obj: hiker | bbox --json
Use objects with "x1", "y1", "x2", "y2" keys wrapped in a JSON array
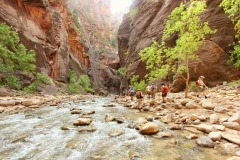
[
  {"x1": 136, "y1": 89, "x2": 143, "y2": 111},
  {"x1": 151, "y1": 83, "x2": 157, "y2": 99},
  {"x1": 161, "y1": 84, "x2": 168, "y2": 103},
  {"x1": 197, "y1": 76, "x2": 208, "y2": 98},
  {"x1": 146, "y1": 85, "x2": 151, "y2": 99},
  {"x1": 129, "y1": 86, "x2": 135, "y2": 101}
]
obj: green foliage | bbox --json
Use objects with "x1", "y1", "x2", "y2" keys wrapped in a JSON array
[
  {"x1": 228, "y1": 80, "x2": 240, "y2": 87},
  {"x1": 5, "y1": 75, "x2": 21, "y2": 90},
  {"x1": 118, "y1": 67, "x2": 127, "y2": 76},
  {"x1": 130, "y1": 75, "x2": 147, "y2": 91},
  {"x1": 67, "y1": 70, "x2": 94, "y2": 94},
  {"x1": 129, "y1": 8, "x2": 138, "y2": 25},
  {"x1": 189, "y1": 81, "x2": 197, "y2": 92},
  {"x1": 23, "y1": 73, "x2": 51, "y2": 93},
  {"x1": 67, "y1": 70, "x2": 81, "y2": 94},
  {"x1": 80, "y1": 74, "x2": 94, "y2": 93},
  {"x1": 220, "y1": 0, "x2": 240, "y2": 68},
  {"x1": 42, "y1": 0, "x2": 47, "y2": 6},
  {"x1": 0, "y1": 23, "x2": 36, "y2": 75},
  {"x1": 139, "y1": 1, "x2": 216, "y2": 97}
]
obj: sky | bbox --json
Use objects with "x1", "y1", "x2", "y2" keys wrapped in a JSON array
[{"x1": 110, "y1": 0, "x2": 133, "y2": 14}]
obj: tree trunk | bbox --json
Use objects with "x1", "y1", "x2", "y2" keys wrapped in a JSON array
[{"x1": 185, "y1": 54, "x2": 189, "y2": 98}]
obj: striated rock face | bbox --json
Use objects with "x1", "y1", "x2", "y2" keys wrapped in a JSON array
[
  {"x1": 118, "y1": 0, "x2": 239, "y2": 91},
  {"x1": 0, "y1": 0, "x2": 120, "y2": 92}
]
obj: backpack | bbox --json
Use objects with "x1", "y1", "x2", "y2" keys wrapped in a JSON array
[
  {"x1": 163, "y1": 86, "x2": 168, "y2": 94},
  {"x1": 130, "y1": 87, "x2": 134, "y2": 93},
  {"x1": 136, "y1": 91, "x2": 142, "y2": 99},
  {"x1": 195, "y1": 81, "x2": 199, "y2": 87},
  {"x1": 151, "y1": 84, "x2": 155, "y2": 91}
]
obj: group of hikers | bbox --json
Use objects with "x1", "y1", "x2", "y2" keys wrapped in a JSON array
[
  {"x1": 123, "y1": 75, "x2": 208, "y2": 111},
  {"x1": 128, "y1": 83, "x2": 169, "y2": 111}
]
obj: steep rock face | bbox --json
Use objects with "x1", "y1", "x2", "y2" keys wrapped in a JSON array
[
  {"x1": 118, "y1": 0, "x2": 239, "y2": 92},
  {"x1": 0, "y1": 0, "x2": 119, "y2": 92}
]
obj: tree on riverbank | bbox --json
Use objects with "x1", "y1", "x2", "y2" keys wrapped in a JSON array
[{"x1": 139, "y1": 1, "x2": 216, "y2": 98}]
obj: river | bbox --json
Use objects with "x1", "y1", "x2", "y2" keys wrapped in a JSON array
[{"x1": 0, "y1": 97, "x2": 228, "y2": 160}]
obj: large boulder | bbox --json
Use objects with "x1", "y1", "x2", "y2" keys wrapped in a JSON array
[
  {"x1": 197, "y1": 136, "x2": 214, "y2": 148},
  {"x1": 139, "y1": 122, "x2": 159, "y2": 134}
]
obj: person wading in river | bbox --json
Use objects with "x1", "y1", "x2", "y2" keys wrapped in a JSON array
[{"x1": 136, "y1": 89, "x2": 143, "y2": 111}]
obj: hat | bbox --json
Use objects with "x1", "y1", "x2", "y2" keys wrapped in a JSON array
[
  {"x1": 138, "y1": 89, "x2": 140, "y2": 91},
  {"x1": 200, "y1": 76, "x2": 205, "y2": 78}
]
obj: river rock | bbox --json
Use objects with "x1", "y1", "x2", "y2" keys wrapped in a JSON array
[
  {"x1": 226, "y1": 156, "x2": 240, "y2": 160},
  {"x1": 185, "y1": 101, "x2": 198, "y2": 109},
  {"x1": 214, "y1": 106, "x2": 228, "y2": 113},
  {"x1": 180, "y1": 99, "x2": 190, "y2": 106},
  {"x1": 155, "y1": 132, "x2": 172, "y2": 138},
  {"x1": 105, "y1": 115, "x2": 115, "y2": 122},
  {"x1": 222, "y1": 132, "x2": 240, "y2": 145},
  {"x1": 83, "y1": 110, "x2": 95, "y2": 115},
  {"x1": 189, "y1": 114, "x2": 198, "y2": 121},
  {"x1": 139, "y1": 122, "x2": 159, "y2": 134},
  {"x1": 108, "y1": 128, "x2": 124, "y2": 137},
  {"x1": 228, "y1": 111, "x2": 240, "y2": 124},
  {"x1": 197, "y1": 136, "x2": 214, "y2": 148},
  {"x1": 210, "y1": 114, "x2": 219, "y2": 124},
  {"x1": 0, "y1": 100, "x2": 16, "y2": 107},
  {"x1": 222, "y1": 143, "x2": 240, "y2": 154},
  {"x1": 146, "y1": 116, "x2": 153, "y2": 122},
  {"x1": 193, "y1": 119, "x2": 201, "y2": 125},
  {"x1": 172, "y1": 103, "x2": 182, "y2": 109},
  {"x1": 223, "y1": 122, "x2": 240, "y2": 131},
  {"x1": 78, "y1": 126, "x2": 96, "y2": 133},
  {"x1": 213, "y1": 125, "x2": 225, "y2": 131},
  {"x1": 186, "y1": 134, "x2": 198, "y2": 140},
  {"x1": 169, "y1": 124, "x2": 182, "y2": 130},
  {"x1": 0, "y1": 107, "x2": 5, "y2": 113},
  {"x1": 201, "y1": 100, "x2": 215, "y2": 110},
  {"x1": 208, "y1": 132, "x2": 222, "y2": 141},
  {"x1": 198, "y1": 115, "x2": 207, "y2": 121},
  {"x1": 71, "y1": 109, "x2": 81, "y2": 114},
  {"x1": 73, "y1": 118, "x2": 92, "y2": 126},
  {"x1": 110, "y1": 117, "x2": 122, "y2": 124},
  {"x1": 136, "y1": 117, "x2": 147, "y2": 125},
  {"x1": 193, "y1": 124, "x2": 217, "y2": 133},
  {"x1": 22, "y1": 99, "x2": 42, "y2": 107},
  {"x1": 236, "y1": 150, "x2": 240, "y2": 156}
]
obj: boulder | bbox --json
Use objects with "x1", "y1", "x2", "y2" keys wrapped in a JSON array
[
  {"x1": 210, "y1": 114, "x2": 219, "y2": 124},
  {"x1": 201, "y1": 100, "x2": 215, "y2": 110},
  {"x1": 228, "y1": 111, "x2": 240, "y2": 124},
  {"x1": 73, "y1": 118, "x2": 92, "y2": 126},
  {"x1": 185, "y1": 101, "x2": 198, "y2": 109},
  {"x1": 223, "y1": 122, "x2": 240, "y2": 131},
  {"x1": 139, "y1": 122, "x2": 159, "y2": 134},
  {"x1": 105, "y1": 115, "x2": 115, "y2": 122},
  {"x1": 0, "y1": 100, "x2": 16, "y2": 107},
  {"x1": 193, "y1": 124, "x2": 217, "y2": 133},
  {"x1": 197, "y1": 136, "x2": 214, "y2": 148},
  {"x1": 222, "y1": 132, "x2": 240, "y2": 145},
  {"x1": 208, "y1": 132, "x2": 222, "y2": 141}
]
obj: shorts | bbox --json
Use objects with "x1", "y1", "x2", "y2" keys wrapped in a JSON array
[
  {"x1": 130, "y1": 92, "x2": 134, "y2": 96},
  {"x1": 197, "y1": 86, "x2": 205, "y2": 92},
  {"x1": 162, "y1": 92, "x2": 167, "y2": 97}
]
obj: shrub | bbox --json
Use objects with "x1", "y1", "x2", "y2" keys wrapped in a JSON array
[
  {"x1": 23, "y1": 73, "x2": 51, "y2": 93},
  {"x1": 5, "y1": 75, "x2": 21, "y2": 90},
  {"x1": 130, "y1": 75, "x2": 147, "y2": 92},
  {"x1": 80, "y1": 74, "x2": 94, "y2": 93}
]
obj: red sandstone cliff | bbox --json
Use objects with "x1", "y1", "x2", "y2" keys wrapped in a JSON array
[
  {"x1": 118, "y1": 0, "x2": 239, "y2": 92},
  {"x1": 0, "y1": 0, "x2": 119, "y2": 92}
]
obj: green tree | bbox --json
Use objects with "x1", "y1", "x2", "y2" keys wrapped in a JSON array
[
  {"x1": 220, "y1": 0, "x2": 240, "y2": 68},
  {"x1": 79, "y1": 74, "x2": 94, "y2": 93},
  {"x1": 130, "y1": 75, "x2": 147, "y2": 92},
  {"x1": 0, "y1": 23, "x2": 36, "y2": 89},
  {"x1": 140, "y1": 1, "x2": 216, "y2": 97}
]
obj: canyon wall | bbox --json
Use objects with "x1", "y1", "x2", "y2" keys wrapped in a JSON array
[
  {"x1": 0, "y1": 0, "x2": 120, "y2": 93},
  {"x1": 118, "y1": 0, "x2": 239, "y2": 92}
]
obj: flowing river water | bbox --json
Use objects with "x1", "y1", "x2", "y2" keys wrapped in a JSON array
[{"x1": 0, "y1": 97, "x2": 228, "y2": 160}]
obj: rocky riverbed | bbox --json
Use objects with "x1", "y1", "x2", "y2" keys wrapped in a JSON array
[
  {"x1": 0, "y1": 83, "x2": 240, "y2": 160},
  {"x1": 114, "y1": 83, "x2": 240, "y2": 160}
]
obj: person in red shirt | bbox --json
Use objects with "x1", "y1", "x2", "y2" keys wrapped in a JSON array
[{"x1": 161, "y1": 84, "x2": 168, "y2": 103}]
